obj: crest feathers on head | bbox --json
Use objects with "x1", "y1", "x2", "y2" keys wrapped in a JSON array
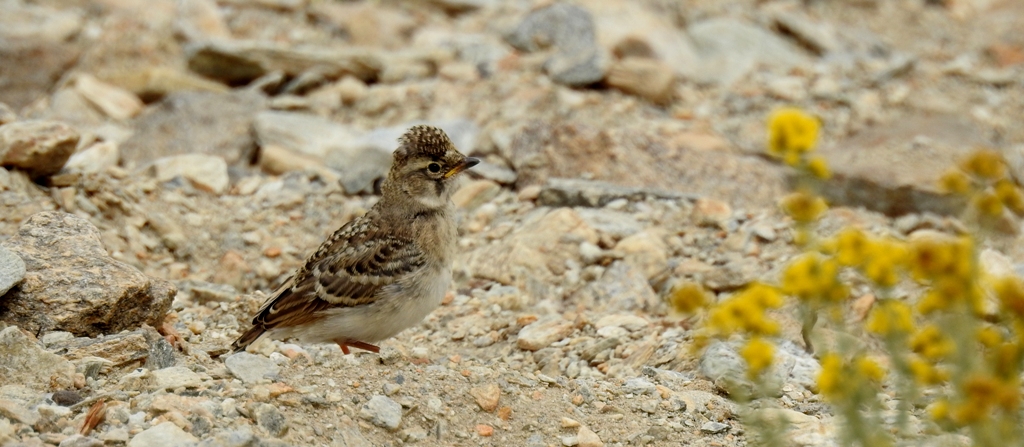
[{"x1": 396, "y1": 125, "x2": 453, "y2": 161}]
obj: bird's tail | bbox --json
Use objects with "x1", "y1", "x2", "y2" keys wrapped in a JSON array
[{"x1": 230, "y1": 326, "x2": 265, "y2": 353}]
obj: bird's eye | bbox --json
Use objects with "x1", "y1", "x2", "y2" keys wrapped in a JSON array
[{"x1": 427, "y1": 163, "x2": 442, "y2": 173}]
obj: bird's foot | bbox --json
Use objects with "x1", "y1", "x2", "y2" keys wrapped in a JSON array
[{"x1": 334, "y1": 339, "x2": 380, "y2": 355}]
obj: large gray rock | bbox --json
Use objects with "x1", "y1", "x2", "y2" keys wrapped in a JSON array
[
  {"x1": 186, "y1": 39, "x2": 382, "y2": 84},
  {"x1": 0, "y1": 2, "x2": 84, "y2": 109},
  {"x1": 505, "y1": 2, "x2": 607, "y2": 86},
  {"x1": 0, "y1": 245, "x2": 25, "y2": 297},
  {"x1": 128, "y1": 421, "x2": 198, "y2": 447},
  {"x1": 0, "y1": 212, "x2": 176, "y2": 337},
  {"x1": 684, "y1": 18, "x2": 810, "y2": 85},
  {"x1": 0, "y1": 120, "x2": 81, "y2": 178},
  {"x1": 819, "y1": 113, "x2": 986, "y2": 216},
  {"x1": 120, "y1": 90, "x2": 266, "y2": 168},
  {"x1": 0, "y1": 326, "x2": 77, "y2": 390}
]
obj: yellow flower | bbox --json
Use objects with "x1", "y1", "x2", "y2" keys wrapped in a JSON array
[
  {"x1": 929, "y1": 399, "x2": 951, "y2": 421},
  {"x1": 995, "y1": 179, "x2": 1024, "y2": 215},
  {"x1": 938, "y1": 168, "x2": 972, "y2": 195},
  {"x1": 780, "y1": 191, "x2": 828, "y2": 223},
  {"x1": 857, "y1": 357, "x2": 886, "y2": 383},
  {"x1": 909, "y1": 357, "x2": 948, "y2": 385},
  {"x1": 861, "y1": 238, "x2": 907, "y2": 288},
  {"x1": 817, "y1": 353, "x2": 843, "y2": 398},
  {"x1": 741, "y1": 337, "x2": 774, "y2": 378},
  {"x1": 909, "y1": 235, "x2": 974, "y2": 282},
  {"x1": 744, "y1": 282, "x2": 784, "y2": 309},
  {"x1": 667, "y1": 282, "x2": 710, "y2": 316},
  {"x1": 806, "y1": 156, "x2": 831, "y2": 179},
  {"x1": 952, "y1": 374, "x2": 1019, "y2": 425},
  {"x1": 993, "y1": 276, "x2": 1024, "y2": 320},
  {"x1": 960, "y1": 149, "x2": 1006, "y2": 181},
  {"x1": 707, "y1": 283, "x2": 782, "y2": 337},
  {"x1": 781, "y1": 253, "x2": 846, "y2": 303},
  {"x1": 834, "y1": 227, "x2": 870, "y2": 266},
  {"x1": 911, "y1": 324, "x2": 955, "y2": 360},
  {"x1": 866, "y1": 300, "x2": 914, "y2": 336},
  {"x1": 977, "y1": 325, "x2": 1003, "y2": 348},
  {"x1": 768, "y1": 107, "x2": 820, "y2": 157},
  {"x1": 973, "y1": 190, "x2": 1004, "y2": 217}
]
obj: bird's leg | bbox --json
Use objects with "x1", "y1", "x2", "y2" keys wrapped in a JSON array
[{"x1": 334, "y1": 339, "x2": 381, "y2": 355}]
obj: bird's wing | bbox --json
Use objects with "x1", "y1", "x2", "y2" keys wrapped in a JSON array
[{"x1": 251, "y1": 217, "x2": 426, "y2": 329}]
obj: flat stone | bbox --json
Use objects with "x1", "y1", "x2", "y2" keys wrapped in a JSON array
[
  {"x1": 0, "y1": 212, "x2": 176, "y2": 337},
  {"x1": 605, "y1": 57, "x2": 675, "y2": 104},
  {"x1": 818, "y1": 113, "x2": 986, "y2": 216},
  {"x1": 53, "y1": 329, "x2": 151, "y2": 367},
  {"x1": 0, "y1": 398, "x2": 39, "y2": 425},
  {"x1": 577, "y1": 426, "x2": 604, "y2": 447},
  {"x1": 594, "y1": 315, "x2": 650, "y2": 332},
  {"x1": 571, "y1": 261, "x2": 660, "y2": 313},
  {"x1": 507, "y1": 123, "x2": 787, "y2": 209},
  {"x1": 152, "y1": 366, "x2": 203, "y2": 390},
  {"x1": 153, "y1": 154, "x2": 230, "y2": 194},
  {"x1": 701, "y1": 421, "x2": 730, "y2": 434},
  {"x1": 359, "y1": 395, "x2": 402, "y2": 430},
  {"x1": 469, "y1": 383, "x2": 500, "y2": 412},
  {"x1": 61, "y1": 141, "x2": 120, "y2": 175},
  {"x1": 0, "y1": 245, "x2": 25, "y2": 297},
  {"x1": 120, "y1": 90, "x2": 265, "y2": 168},
  {"x1": 685, "y1": 18, "x2": 809, "y2": 86},
  {"x1": 505, "y1": 2, "x2": 607, "y2": 86},
  {"x1": 186, "y1": 39, "x2": 382, "y2": 84},
  {"x1": 224, "y1": 352, "x2": 280, "y2": 383},
  {"x1": 538, "y1": 178, "x2": 686, "y2": 208},
  {"x1": 254, "y1": 403, "x2": 288, "y2": 437},
  {"x1": 0, "y1": 326, "x2": 76, "y2": 390},
  {"x1": 0, "y1": 120, "x2": 80, "y2": 178},
  {"x1": 622, "y1": 377, "x2": 656, "y2": 395},
  {"x1": 0, "y1": 3, "x2": 84, "y2": 109},
  {"x1": 517, "y1": 316, "x2": 574, "y2": 351},
  {"x1": 128, "y1": 421, "x2": 198, "y2": 447},
  {"x1": 73, "y1": 74, "x2": 144, "y2": 120}
]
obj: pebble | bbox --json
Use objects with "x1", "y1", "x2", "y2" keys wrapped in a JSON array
[
  {"x1": 224, "y1": 353, "x2": 281, "y2": 384},
  {"x1": 0, "y1": 399, "x2": 39, "y2": 425},
  {"x1": 359, "y1": 395, "x2": 402, "y2": 430},
  {"x1": 151, "y1": 366, "x2": 203, "y2": 390},
  {"x1": 0, "y1": 120, "x2": 80, "y2": 178},
  {"x1": 254, "y1": 403, "x2": 288, "y2": 437},
  {"x1": 153, "y1": 154, "x2": 230, "y2": 194},
  {"x1": 701, "y1": 421, "x2": 730, "y2": 434},
  {"x1": 594, "y1": 314, "x2": 650, "y2": 332},
  {"x1": 469, "y1": 383, "x2": 500, "y2": 412},
  {"x1": 577, "y1": 426, "x2": 604, "y2": 447},
  {"x1": 58, "y1": 435, "x2": 104, "y2": 447},
  {"x1": 517, "y1": 316, "x2": 574, "y2": 351},
  {"x1": 127, "y1": 421, "x2": 198, "y2": 447},
  {"x1": 0, "y1": 244, "x2": 25, "y2": 297},
  {"x1": 622, "y1": 377, "x2": 656, "y2": 395}
]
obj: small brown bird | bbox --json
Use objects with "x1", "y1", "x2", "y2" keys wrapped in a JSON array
[{"x1": 231, "y1": 125, "x2": 478, "y2": 354}]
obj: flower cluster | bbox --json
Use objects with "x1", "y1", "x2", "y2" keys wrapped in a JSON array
[
  {"x1": 940, "y1": 149, "x2": 1024, "y2": 219},
  {"x1": 696, "y1": 110, "x2": 1024, "y2": 445},
  {"x1": 767, "y1": 107, "x2": 829, "y2": 179}
]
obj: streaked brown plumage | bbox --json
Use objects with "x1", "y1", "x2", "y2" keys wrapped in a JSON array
[{"x1": 231, "y1": 125, "x2": 478, "y2": 354}]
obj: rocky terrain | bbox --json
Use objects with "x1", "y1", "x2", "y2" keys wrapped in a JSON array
[{"x1": 1, "y1": 0, "x2": 1023, "y2": 446}]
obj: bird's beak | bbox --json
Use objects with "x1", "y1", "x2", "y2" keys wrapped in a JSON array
[{"x1": 443, "y1": 157, "x2": 480, "y2": 179}]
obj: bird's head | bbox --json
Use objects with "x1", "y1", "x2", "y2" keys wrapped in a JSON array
[{"x1": 383, "y1": 125, "x2": 479, "y2": 210}]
